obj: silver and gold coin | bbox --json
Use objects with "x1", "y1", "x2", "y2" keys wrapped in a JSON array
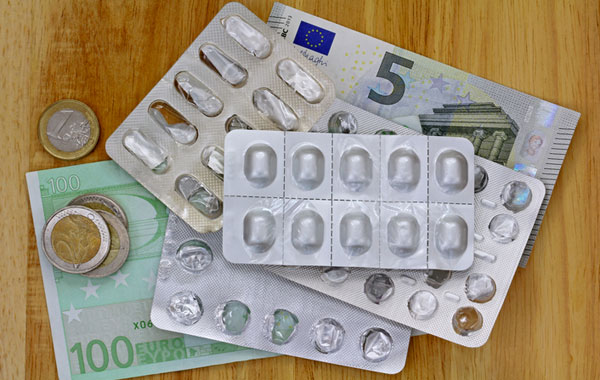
[
  {"x1": 68, "y1": 193, "x2": 128, "y2": 228},
  {"x1": 42, "y1": 206, "x2": 111, "y2": 274},
  {"x1": 38, "y1": 99, "x2": 100, "y2": 160},
  {"x1": 82, "y1": 210, "x2": 130, "y2": 278}
]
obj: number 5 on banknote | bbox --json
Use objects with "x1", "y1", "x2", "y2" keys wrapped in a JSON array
[{"x1": 368, "y1": 52, "x2": 414, "y2": 105}]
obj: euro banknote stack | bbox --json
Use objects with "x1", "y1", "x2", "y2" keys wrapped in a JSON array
[{"x1": 27, "y1": 3, "x2": 579, "y2": 379}]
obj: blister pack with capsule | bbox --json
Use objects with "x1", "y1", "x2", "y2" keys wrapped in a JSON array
[
  {"x1": 106, "y1": 2, "x2": 335, "y2": 232},
  {"x1": 150, "y1": 212, "x2": 411, "y2": 374},
  {"x1": 222, "y1": 130, "x2": 475, "y2": 270},
  {"x1": 265, "y1": 99, "x2": 545, "y2": 347}
]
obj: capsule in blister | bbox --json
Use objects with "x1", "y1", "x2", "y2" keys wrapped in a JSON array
[
  {"x1": 277, "y1": 59, "x2": 324, "y2": 103},
  {"x1": 122, "y1": 129, "x2": 170, "y2": 174},
  {"x1": 360, "y1": 328, "x2": 393, "y2": 362},
  {"x1": 225, "y1": 114, "x2": 253, "y2": 132},
  {"x1": 148, "y1": 101, "x2": 198, "y2": 145},
  {"x1": 387, "y1": 213, "x2": 420, "y2": 256},
  {"x1": 243, "y1": 207, "x2": 276, "y2": 254},
  {"x1": 252, "y1": 88, "x2": 299, "y2": 131},
  {"x1": 174, "y1": 71, "x2": 223, "y2": 117},
  {"x1": 435, "y1": 149, "x2": 468, "y2": 194},
  {"x1": 222, "y1": 15, "x2": 271, "y2": 58},
  {"x1": 264, "y1": 309, "x2": 299, "y2": 345},
  {"x1": 434, "y1": 214, "x2": 468, "y2": 258},
  {"x1": 291, "y1": 209, "x2": 324, "y2": 255},
  {"x1": 340, "y1": 211, "x2": 372, "y2": 256},
  {"x1": 175, "y1": 175, "x2": 222, "y2": 218},
  {"x1": 200, "y1": 44, "x2": 248, "y2": 86},
  {"x1": 292, "y1": 144, "x2": 325, "y2": 190},
  {"x1": 388, "y1": 147, "x2": 420, "y2": 192},
  {"x1": 201, "y1": 145, "x2": 224, "y2": 180},
  {"x1": 244, "y1": 143, "x2": 277, "y2": 188},
  {"x1": 340, "y1": 146, "x2": 373, "y2": 192}
]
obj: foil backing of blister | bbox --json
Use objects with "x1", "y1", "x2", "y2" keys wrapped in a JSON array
[
  {"x1": 151, "y1": 211, "x2": 411, "y2": 374},
  {"x1": 223, "y1": 130, "x2": 474, "y2": 270},
  {"x1": 106, "y1": 2, "x2": 335, "y2": 233},
  {"x1": 266, "y1": 99, "x2": 546, "y2": 347}
]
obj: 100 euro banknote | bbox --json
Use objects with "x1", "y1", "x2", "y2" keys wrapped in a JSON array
[
  {"x1": 26, "y1": 161, "x2": 275, "y2": 380},
  {"x1": 267, "y1": 3, "x2": 580, "y2": 265}
]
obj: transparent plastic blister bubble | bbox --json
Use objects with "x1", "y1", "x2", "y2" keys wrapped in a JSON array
[
  {"x1": 265, "y1": 99, "x2": 546, "y2": 347},
  {"x1": 105, "y1": 2, "x2": 335, "y2": 233},
  {"x1": 151, "y1": 212, "x2": 411, "y2": 374},
  {"x1": 223, "y1": 129, "x2": 474, "y2": 270}
]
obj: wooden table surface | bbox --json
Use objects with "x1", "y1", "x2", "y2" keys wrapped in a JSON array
[{"x1": 1, "y1": 0, "x2": 598, "y2": 379}]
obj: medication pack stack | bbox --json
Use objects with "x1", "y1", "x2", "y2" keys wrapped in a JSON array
[
  {"x1": 151, "y1": 212, "x2": 411, "y2": 374},
  {"x1": 222, "y1": 130, "x2": 475, "y2": 269},
  {"x1": 106, "y1": 2, "x2": 335, "y2": 233},
  {"x1": 266, "y1": 101, "x2": 546, "y2": 346}
]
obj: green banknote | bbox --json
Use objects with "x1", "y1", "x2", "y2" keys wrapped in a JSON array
[
  {"x1": 26, "y1": 161, "x2": 275, "y2": 380},
  {"x1": 267, "y1": 3, "x2": 580, "y2": 265}
]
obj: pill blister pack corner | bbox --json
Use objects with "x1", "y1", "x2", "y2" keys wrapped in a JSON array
[
  {"x1": 151, "y1": 212, "x2": 411, "y2": 374},
  {"x1": 106, "y1": 2, "x2": 335, "y2": 233},
  {"x1": 265, "y1": 99, "x2": 546, "y2": 347},
  {"x1": 222, "y1": 130, "x2": 474, "y2": 270}
]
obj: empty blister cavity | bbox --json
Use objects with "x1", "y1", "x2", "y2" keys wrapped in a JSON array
[
  {"x1": 243, "y1": 143, "x2": 277, "y2": 188},
  {"x1": 488, "y1": 214, "x2": 519, "y2": 243},
  {"x1": 174, "y1": 71, "x2": 223, "y2": 117},
  {"x1": 201, "y1": 145, "x2": 225, "y2": 180},
  {"x1": 148, "y1": 101, "x2": 198, "y2": 145},
  {"x1": 252, "y1": 88, "x2": 299, "y2": 131},
  {"x1": 435, "y1": 149, "x2": 468, "y2": 194},
  {"x1": 291, "y1": 144, "x2": 325, "y2": 190},
  {"x1": 501, "y1": 181, "x2": 532, "y2": 212},
  {"x1": 407, "y1": 291, "x2": 438, "y2": 320},
  {"x1": 310, "y1": 318, "x2": 345, "y2": 354},
  {"x1": 291, "y1": 209, "x2": 324, "y2": 255},
  {"x1": 243, "y1": 207, "x2": 276, "y2": 254},
  {"x1": 320, "y1": 267, "x2": 350, "y2": 284},
  {"x1": 167, "y1": 291, "x2": 203, "y2": 326},
  {"x1": 222, "y1": 15, "x2": 271, "y2": 58},
  {"x1": 452, "y1": 306, "x2": 483, "y2": 336},
  {"x1": 328, "y1": 111, "x2": 358, "y2": 134},
  {"x1": 157, "y1": 258, "x2": 174, "y2": 281},
  {"x1": 264, "y1": 309, "x2": 299, "y2": 345},
  {"x1": 277, "y1": 59, "x2": 324, "y2": 103},
  {"x1": 434, "y1": 215, "x2": 468, "y2": 258},
  {"x1": 387, "y1": 213, "x2": 420, "y2": 256},
  {"x1": 225, "y1": 114, "x2": 253, "y2": 132},
  {"x1": 425, "y1": 270, "x2": 453, "y2": 289},
  {"x1": 176, "y1": 239, "x2": 213, "y2": 272},
  {"x1": 364, "y1": 274, "x2": 395, "y2": 304},
  {"x1": 340, "y1": 211, "x2": 372, "y2": 256},
  {"x1": 215, "y1": 300, "x2": 251, "y2": 335},
  {"x1": 360, "y1": 328, "x2": 392, "y2": 362},
  {"x1": 474, "y1": 165, "x2": 488, "y2": 193},
  {"x1": 339, "y1": 147, "x2": 373, "y2": 192},
  {"x1": 465, "y1": 273, "x2": 496, "y2": 303},
  {"x1": 200, "y1": 44, "x2": 248, "y2": 86},
  {"x1": 122, "y1": 129, "x2": 169, "y2": 174},
  {"x1": 175, "y1": 175, "x2": 222, "y2": 218},
  {"x1": 388, "y1": 147, "x2": 420, "y2": 192}
]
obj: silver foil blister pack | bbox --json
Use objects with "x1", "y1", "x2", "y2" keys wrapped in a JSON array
[
  {"x1": 266, "y1": 100, "x2": 545, "y2": 347},
  {"x1": 223, "y1": 130, "x2": 474, "y2": 270},
  {"x1": 151, "y1": 212, "x2": 411, "y2": 374},
  {"x1": 106, "y1": 2, "x2": 335, "y2": 232}
]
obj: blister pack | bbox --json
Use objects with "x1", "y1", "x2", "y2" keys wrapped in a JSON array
[
  {"x1": 265, "y1": 100, "x2": 545, "y2": 347},
  {"x1": 151, "y1": 212, "x2": 411, "y2": 374},
  {"x1": 106, "y1": 2, "x2": 335, "y2": 233},
  {"x1": 222, "y1": 130, "x2": 474, "y2": 270}
]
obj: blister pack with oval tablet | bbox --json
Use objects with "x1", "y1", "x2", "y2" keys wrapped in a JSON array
[
  {"x1": 105, "y1": 2, "x2": 335, "y2": 233},
  {"x1": 222, "y1": 129, "x2": 474, "y2": 270},
  {"x1": 265, "y1": 99, "x2": 546, "y2": 347},
  {"x1": 150, "y1": 212, "x2": 411, "y2": 374}
]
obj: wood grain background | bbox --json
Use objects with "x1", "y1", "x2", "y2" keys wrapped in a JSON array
[{"x1": 1, "y1": 0, "x2": 598, "y2": 379}]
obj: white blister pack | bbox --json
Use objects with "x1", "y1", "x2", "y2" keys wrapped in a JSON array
[
  {"x1": 222, "y1": 130, "x2": 474, "y2": 270},
  {"x1": 151, "y1": 212, "x2": 411, "y2": 374},
  {"x1": 106, "y1": 2, "x2": 335, "y2": 233},
  {"x1": 266, "y1": 100, "x2": 546, "y2": 347}
]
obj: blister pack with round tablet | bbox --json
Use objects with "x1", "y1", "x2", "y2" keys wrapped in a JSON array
[
  {"x1": 328, "y1": 111, "x2": 358, "y2": 134},
  {"x1": 215, "y1": 300, "x2": 251, "y2": 335},
  {"x1": 501, "y1": 181, "x2": 532, "y2": 212}
]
